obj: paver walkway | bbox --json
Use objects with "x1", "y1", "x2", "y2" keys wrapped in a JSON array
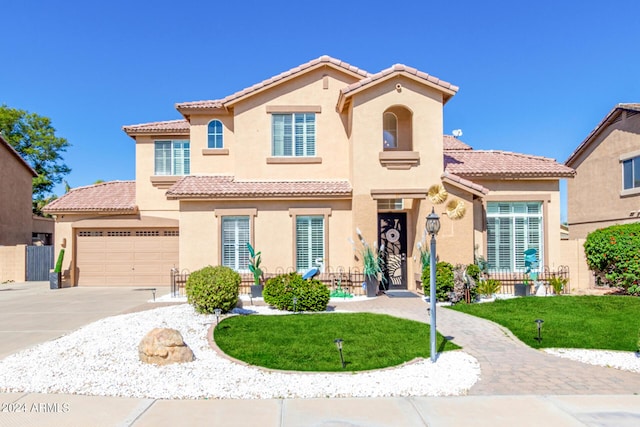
[{"x1": 332, "y1": 293, "x2": 640, "y2": 395}]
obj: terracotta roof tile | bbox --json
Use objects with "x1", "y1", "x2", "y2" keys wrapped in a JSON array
[
  {"x1": 176, "y1": 55, "x2": 371, "y2": 111},
  {"x1": 441, "y1": 171, "x2": 489, "y2": 195},
  {"x1": 341, "y1": 63, "x2": 459, "y2": 97},
  {"x1": 166, "y1": 176, "x2": 352, "y2": 199},
  {"x1": 43, "y1": 181, "x2": 137, "y2": 213},
  {"x1": 445, "y1": 150, "x2": 575, "y2": 178},
  {"x1": 443, "y1": 135, "x2": 473, "y2": 150},
  {"x1": 565, "y1": 103, "x2": 640, "y2": 166},
  {"x1": 122, "y1": 119, "x2": 190, "y2": 136}
]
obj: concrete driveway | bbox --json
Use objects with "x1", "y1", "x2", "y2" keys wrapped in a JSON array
[{"x1": 0, "y1": 281, "x2": 169, "y2": 359}]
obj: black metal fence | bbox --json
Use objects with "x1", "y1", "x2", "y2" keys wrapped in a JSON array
[
  {"x1": 487, "y1": 265, "x2": 571, "y2": 295},
  {"x1": 171, "y1": 266, "x2": 370, "y2": 298}
]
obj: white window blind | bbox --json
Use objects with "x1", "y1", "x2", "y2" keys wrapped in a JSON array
[
  {"x1": 272, "y1": 113, "x2": 315, "y2": 156},
  {"x1": 154, "y1": 140, "x2": 190, "y2": 175},
  {"x1": 296, "y1": 216, "x2": 324, "y2": 272},
  {"x1": 222, "y1": 216, "x2": 250, "y2": 271},
  {"x1": 486, "y1": 202, "x2": 543, "y2": 272}
]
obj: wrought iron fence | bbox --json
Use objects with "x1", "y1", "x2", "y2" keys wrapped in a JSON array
[
  {"x1": 170, "y1": 266, "x2": 370, "y2": 298},
  {"x1": 486, "y1": 265, "x2": 570, "y2": 295}
]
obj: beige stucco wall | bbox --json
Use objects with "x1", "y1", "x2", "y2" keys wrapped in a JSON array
[
  {"x1": 557, "y1": 238, "x2": 593, "y2": 291},
  {"x1": 0, "y1": 143, "x2": 34, "y2": 246},
  {"x1": 568, "y1": 112, "x2": 640, "y2": 239},
  {"x1": 472, "y1": 179, "x2": 563, "y2": 268},
  {"x1": 0, "y1": 244, "x2": 26, "y2": 282}
]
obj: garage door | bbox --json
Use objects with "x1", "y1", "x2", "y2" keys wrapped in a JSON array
[{"x1": 76, "y1": 229, "x2": 179, "y2": 286}]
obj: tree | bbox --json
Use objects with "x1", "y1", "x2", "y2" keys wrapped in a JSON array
[{"x1": 0, "y1": 105, "x2": 71, "y2": 214}]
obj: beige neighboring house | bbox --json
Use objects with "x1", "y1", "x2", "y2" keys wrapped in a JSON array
[
  {"x1": 44, "y1": 56, "x2": 574, "y2": 289},
  {"x1": 565, "y1": 103, "x2": 640, "y2": 239},
  {"x1": 0, "y1": 134, "x2": 53, "y2": 246}
]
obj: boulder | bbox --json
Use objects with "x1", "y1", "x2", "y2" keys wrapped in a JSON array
[{"x1": 138, "y1": 328, "x2": 194, "y2": 365}]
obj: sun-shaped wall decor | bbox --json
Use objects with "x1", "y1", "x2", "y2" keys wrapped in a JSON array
[
  {"x1": 427, "y1": 184, "x2": 448, "y2": 204},
  {"x1": 446, "y1": 199, "x2": 466, "y2": 220}
]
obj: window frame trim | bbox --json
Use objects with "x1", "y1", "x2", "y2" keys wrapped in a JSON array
[
  {"x1": 215, "y1": 209, "x2": 257, "y2": 269},
  {"x1": 154, "y1": 139, "x2": 190, "y2": 176},
  {"x1": 207, "y1": 119, "x2": 224, "y2": 149},
  {"x1": 289, "y1": 208, "x2": 331, "y2": 272}
]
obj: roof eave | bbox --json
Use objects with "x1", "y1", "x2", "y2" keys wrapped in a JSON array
[{"x1": 166, "y1": 193, "x2": 352, "y2": 201}]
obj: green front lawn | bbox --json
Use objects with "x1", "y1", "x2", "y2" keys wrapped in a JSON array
[
  {"x1": 449, "y1": 296, "x2": 640, "y2": 350},
  {"x1": 214, "y1": 312, "x2": 459, "y2": 371}
]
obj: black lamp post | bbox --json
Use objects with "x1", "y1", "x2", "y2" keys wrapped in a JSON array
[
  {"x1": 334, "y1": 338, "x2": 346, "y2": 368},
  {"x1": 214, "y1": 308, "x2": 222, "y2": 325},
  {"x1": 535, "y1": 319, "x2": 544, "y2": 342},
  {"x1": 426, "y1": 207, "x2": 441, "y2": 362}
]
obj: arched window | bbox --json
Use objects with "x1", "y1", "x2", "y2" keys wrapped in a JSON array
[
  {"x1": 207, "y1": 120, "x2": 224, "y2": 149},
  {"x1": 383, "y1": 112, "x2": 398, "y2": 149}
]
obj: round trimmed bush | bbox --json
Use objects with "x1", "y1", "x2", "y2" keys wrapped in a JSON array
[
  {"x1": 263, "y1": 272, "x2": 330, "y2": 312},
  {"x1": 422, "y1": 261, "x2": 454, "y2": 301},
  {"x1": 584, "y1": 223, "x2": 640, "y2": 289},
  {"x1": 185, "y1": 265, "x2": 241, "y2": 314}
]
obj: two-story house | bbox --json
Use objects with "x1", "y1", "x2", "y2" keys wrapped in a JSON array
[
  {"x1": 566, "y1": 103, "x2": 640, "y2": 239},
  {"x1": 44, "y1": 56, "x2": 574, "y2": 289}
]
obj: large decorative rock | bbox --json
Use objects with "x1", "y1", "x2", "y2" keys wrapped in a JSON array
[{"x1": 138, "y1": 328, "x2": 194, "y2": 365}]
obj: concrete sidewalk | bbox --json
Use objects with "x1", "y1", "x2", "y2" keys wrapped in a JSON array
[{"x1": 1, "y1": 392, "x2": 639, "y2": 426}]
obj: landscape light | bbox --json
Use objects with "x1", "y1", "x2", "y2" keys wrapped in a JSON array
[
  {"x1": 334, "y1": 338, "x2": 346, "y2": 368},
  {"x1": 214, "y1": 308, "x2": 222, "y2": 325},
  {"x1": 535, "y1": 319, "x2": 544, "y2": 342}
]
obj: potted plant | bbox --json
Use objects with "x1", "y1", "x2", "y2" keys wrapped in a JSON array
[
  {"x1": 49, "y1": 248, "x2": 65, "y2": 290},
  {"x1": 514, "y1": 273, "x2": 531, "y2": 297},
  {"x1": 548, "y1": 276, "x2": 568, "y2": 295},
  {"x1": 350, "y1": 228, "x2": 385, "y2": 297},
  {"x1": 247, "y1": 243, "x2": 263, "y2": 298},
  {"x1": 477, "y1": 278, "x2": 501, "y2": 300}
]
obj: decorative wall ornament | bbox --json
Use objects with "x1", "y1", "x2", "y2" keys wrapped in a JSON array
[
  {"x1": 427, "y1": 184, "x2": 448, "y2": 204},
  {"x1": 446, "y1": 199, "x2": 466, "y2": 220}
]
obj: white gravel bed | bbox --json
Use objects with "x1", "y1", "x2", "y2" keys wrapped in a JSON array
[
  {"x1": 0, "y1": 305, "x2": 480, "y2": 399},
  {"x1": 544, "y1": 348, "x2": 640, "y2": 373}
]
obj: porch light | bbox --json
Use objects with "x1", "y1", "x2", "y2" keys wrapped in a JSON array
[
  {"x1": 334, "y1": 338, "x2": 346, "y2": 368},
  {"x1": 535, "y1": 319, "x2": 544, "y2": 342},
  {"x1": 426, "y1": 207, "x2": 440, "y2": 363},
  {"x1": 214, "y1": 308, "x2": 222, "y2": 325}
]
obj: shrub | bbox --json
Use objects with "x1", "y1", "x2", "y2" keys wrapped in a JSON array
[
  {"x1": 584, "y1": 223, "x2": 640, "y2": 289},
  {"x1": 477, "y1": 279, "x2": 501, "y2": 298},
  {"x1": 548, "y1": 276, "x2": 568, "y2": 295},
  {"x1": 185, "y1": 265, "x2": 240, "y2": 314},
  {"x1": 263, "y1": 272, "x2": 330, "y2": 312},
  {"x1": 465, "y1": 263, "x2": 481, "y2": 281},
  {"x1": 422, "y1": 262, "x2": 454, "y2": 302}
]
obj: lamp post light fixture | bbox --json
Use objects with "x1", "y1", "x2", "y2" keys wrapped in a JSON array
[
  {"x1": 426, "y1": 207, "x2": 441, "y2": 362},
  {"x1": 214, "y1": 308, "x2": 222, "y2": 325},
  {"x1": 334, "y1": 338, "x2": 346, "y2": 368},
  {"x1": 535, "y1": 319, "x2": 544, "y2": 342}
]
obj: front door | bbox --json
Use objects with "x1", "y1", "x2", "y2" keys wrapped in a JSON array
[{"x1": 378, "y1": 213, "x2": 407, "y2": 290}]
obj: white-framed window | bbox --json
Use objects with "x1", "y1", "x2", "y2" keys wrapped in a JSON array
[
  {"x1": 296, "y1": 216, "x2": 324, "y2": 272},
  {"x1": 207, "y1": 120, "x2": 224, "y2": 149},
  {"x1": 383, "y1": 112, "x2": 398, "y2": 149},
  {"x1": 272, "y1": 113, "x2": 315, "y2": 156},
  {"x1": 221, "y1": 216, "x2": 250, "y2": 271},
  {"x1": 154, "y1": 140, "x2": 190, "y2": 175},
  {"x1": 623, "y1": 156, "x2": 640, "y2": 190},
  {"x1": 486, "y1": 202, "x2": 543, "y2": 272}
]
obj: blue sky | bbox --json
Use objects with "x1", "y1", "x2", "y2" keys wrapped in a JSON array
[{"x1": 3, "y1": 1, "x2": 639, "y2": 222}]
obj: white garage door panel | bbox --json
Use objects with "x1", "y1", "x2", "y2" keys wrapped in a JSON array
[{"x1": 76, "y1": 229, "x2": 179, "y2": 287}]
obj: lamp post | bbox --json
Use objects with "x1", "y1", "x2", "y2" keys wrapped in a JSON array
[
  {"x1": 334, "y1": 338, "x2": 346, "y2": 368},
  {"x1": 426, "y1": 207, "x2": 441, "y2": 362}
]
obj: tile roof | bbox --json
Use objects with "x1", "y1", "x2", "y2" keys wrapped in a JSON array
[
  {"x1": 43, "y1": 181, "x2": 137, "y2": 213},
  {"x1": 0, "y1": 134, "x2": 37, "y2": 177},
  {"x1": 443, "y1": 135, "x2": 473, "y2": 150},
  {"x1": 445, "y1": 150, "x2": 575, "y2": 178},
  {"x1": 166, "y1": 176, "x2": 352, "y2": 199},
  {"x1": 340, "y1": 63, "x2": 459, "y2": 99},
  {"x1": 441, "y1": 171, "x2": 489, "y2": 195},
  {"x1": 122, "y1": 119, "x2": 190, "y2": 136},
  {"x1": 565, "y1": 103, "x2": 640, "y2": 167},
  {"x1": 176, "y1": 56, "x2": 371, "y2": 112}
]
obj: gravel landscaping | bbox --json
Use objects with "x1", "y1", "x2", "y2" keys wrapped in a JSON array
[
  {"x1": 0, "y1": 304, "x2": 480, "y2": 399},
  {"x1": 544, "y1": 348, "x2": 640, "y2": 373}
]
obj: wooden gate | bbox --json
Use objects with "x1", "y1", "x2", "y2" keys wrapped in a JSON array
[{"x1": 26, "y1": 245, "x2": 54, "y2": 281}]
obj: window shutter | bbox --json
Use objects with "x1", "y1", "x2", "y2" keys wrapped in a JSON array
[
  {"x1": 296, "y1": 216, "x2": 324, "y2": 271},
  {"x1": 222, "y1": 217, "x2": 250, "y2": 271}
]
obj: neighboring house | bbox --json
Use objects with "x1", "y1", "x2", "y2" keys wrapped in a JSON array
[
  {"x1": 565, "y1": 104, "x2": 640, "y2": 239},
  {"x1": 0, "y1": 134, "x2": 37, "y2": 245},
  {"x1": 44, "y1": 56, "x2": 574, "y2": 288}
]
